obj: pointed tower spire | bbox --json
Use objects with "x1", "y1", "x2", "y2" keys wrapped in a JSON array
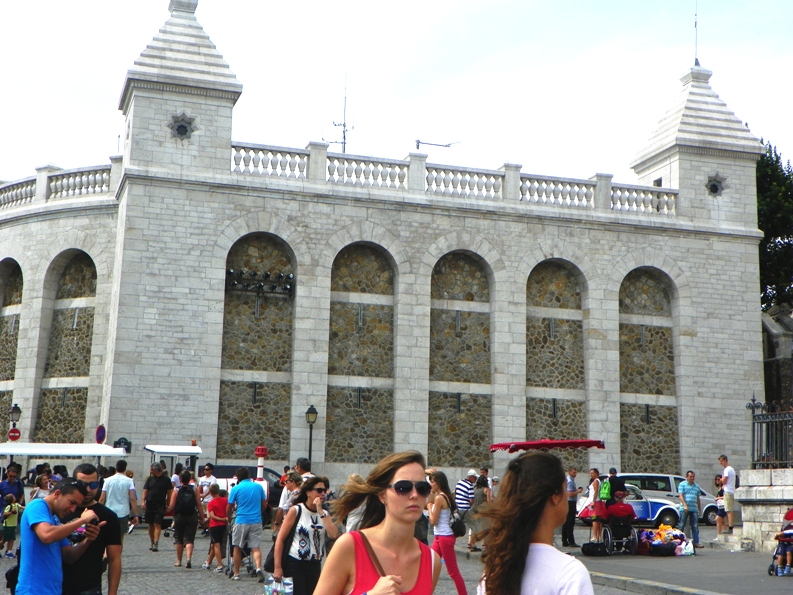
[
  {"x1": 118, "y1": 1, "x2": 242, "y2": 175},
  {"x1": 630, "y1": 64, "x2": 763, "y2": 228}
]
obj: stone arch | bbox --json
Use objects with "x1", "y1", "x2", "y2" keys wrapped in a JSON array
[
  {"x1": 42, "y1": 248, "x2": 100, "y2": 302},
  {"x1": 324, "y1": 221, "x2": 409, "y2": 278},
  {"x1": 0, "y1": 258, "x2": 23, "y2": 384},
  {"x1": 0, "y1": 258, "x2": 23, "y2": 307},
  {"x1": 607, "y1": 247, "x2": 690, "y2": 314},
  {"x1": 526, "y1": 259, "x2": 585, "y2": 309},
  {"x1": 517, "y1": 239, "x2": 593, "y2": 307},
  {"x1": 330, "y1": 243, "x2": 396, "y2": 295},
  {"x1": 420, "y1": 230, "x2": 506, "y2": 293},
  {"x1": 214, "y1": 212, "x2": 309, "y2": 272}
]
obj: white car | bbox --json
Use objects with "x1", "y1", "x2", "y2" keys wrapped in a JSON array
[{"x1": 619, "y1": 473, "x2": 721, "y2": 525}]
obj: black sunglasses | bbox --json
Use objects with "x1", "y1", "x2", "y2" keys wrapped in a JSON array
[
  {"x1": 388, "y1": 480, "x2": 431, "y2": 497},
  {"x1": 311, "y1": 487, "x2": 327, "y2": 494}
]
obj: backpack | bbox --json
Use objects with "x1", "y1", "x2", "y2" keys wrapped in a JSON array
[
  {"x1": 598, "y1": 478, "x2": 611, "y2": 501},
  {"x1": 175, "y1": 485, "x2": 196, "y2": 515},
  {"x1": 735, "y1": 475, "x2": 740, "y2": 488}
]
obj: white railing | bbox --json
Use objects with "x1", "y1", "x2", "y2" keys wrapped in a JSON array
[
  {"x1": 611, "y1": 184, "x2": 677, "y2": 216},
  {"x1": 327, "y1": 153, "x2": 408, "y2": 189},
  {"x1": 49, "y1": 166, "x2": 111, "y2": 199},
  {"x1": 425, "y1": 165, "x2": 503, "y2": 199},
  {"x1": 231, "y1": 144, "x2": 308, "y2": 178},
  {"x1": 0, "y1": 178, "x2": 36, "y2": 209},
  {"x1": 519, "y1": 175, "x2": 594, "y2": 208}
]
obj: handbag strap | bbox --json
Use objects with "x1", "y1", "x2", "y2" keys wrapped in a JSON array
[{"x1": 358, "y1": 531, "x2": 385, "y2": 577}]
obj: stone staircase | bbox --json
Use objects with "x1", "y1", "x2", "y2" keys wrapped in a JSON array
[{"x1": 708, "y1": 527, "x2": 755, "y2": 551}]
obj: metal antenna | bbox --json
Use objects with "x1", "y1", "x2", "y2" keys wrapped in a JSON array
[
  {"x1": 415, "y1": 140, "x2": 460, "y2": 150},
  {"x1": 323, "y1": 75, "x2": 353, "y2": 153},
  {"x1": 694, "y1": 0, "x2": 699, "y2": 66}
]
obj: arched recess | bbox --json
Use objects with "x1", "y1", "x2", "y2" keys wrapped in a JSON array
[
  {"x1": 525, "y1": 259, "x2": 588, "y2": 473},
  {"x1": 217, "y1": 233, "x2": 295, "y2": 460},
  {"x1": 427, "y1": 249, "x2": 493, "y2": 467},
  {"x1": 0, "y1": 259, "x2": 23, "y2": 429},
  {"x1": 617, "y1": 266, "x2": 680, "y2": 474},
  {"x1": 36, "y1": 250, "x2": 97, "y2": 443},
  {"x1": 325, "y1": 242, "x2": 396, "y2": 464}
]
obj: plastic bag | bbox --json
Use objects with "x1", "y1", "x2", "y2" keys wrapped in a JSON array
[
  {"x1": 264, "y1": 577, "x2": 293, "y2": 594},
  {"x1": 681, "y1": 541, "x2": 694, "y2": 556}
]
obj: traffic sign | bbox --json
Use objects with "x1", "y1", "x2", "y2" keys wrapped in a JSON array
[
  {"x1": 7, "y1": 428, "x2": 20, "y2": 441},
  {"x1": 95, "y1": 424, "x2": 106, "y2": 444}
]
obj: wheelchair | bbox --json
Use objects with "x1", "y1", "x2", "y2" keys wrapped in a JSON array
[{"x1": 602, "y1": 515, "x2": 639, "y2": 555}]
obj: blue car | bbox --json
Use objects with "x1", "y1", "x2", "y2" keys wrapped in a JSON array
[{"x1": 577, "y1": 484, "x2": 679, "y2": 528}]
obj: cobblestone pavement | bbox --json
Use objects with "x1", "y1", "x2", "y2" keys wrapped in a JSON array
[{"x1": 0, "y1": 526, "x2": 633, "y2": 594}]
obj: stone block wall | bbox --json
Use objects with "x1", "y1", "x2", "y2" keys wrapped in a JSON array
[
  {"x1": 2, "y1": 265, "x2": 22, "y2": 306},
  {"x1": 33, "y1": 387, "x2": 88, "y2": 443},
  {"x1": 56, "y1": 253, "x2": 97, "y2": 299},
  {"x1": 43, "y1": 308, "x2": 95, "y2": 378},
  {"x1": 216, "y1": 380, "x2": 291, "y2": 460},
  {"x1": 328, "y1": 304, "x2": 393, "y2": 377},
  {"x1": 619, "y1": 324, "x2": 675, "y2": 395},
  {"x1": 526, "y1": 318, "x2": 584, "y2": 389},
  {"x1": 431, "y1": 253, "x2": 489, "y2": 302},
  {"x1": 0, "y1": 391, "x2": 12, "y2": 430},
  {"x1": 428, "y1": 391, "x2": 492, "y2": 468},
  {"x1": 738, "y1": 469, "x2": 793, "y2": 553},
  {"x1": 619, "y1": 403, "x2": 680, "y2": 473},
  {"x1": 325, "y1": 387, "x2": 394, "y2": 463},
  {"x1": 221, "y1": 294, "x2": 292, "y2": 371},
  {"x1": 429, "y1": 310, "x2": 490, "y2": 383},
  {"x1": 527, "y1": 262, "x2": 582, "y2": 309},
  {"x1": 330, "y1": 245, "x2": 394, "y2": 295},
  {"x1": 527, "y1": 397, "x2": 588, "y2": 473},
  {"x1": 618, "y1": 268, "x2": 672, "y2": 316},
  {"x1": 0, "y1": 316, "x2": 18, "y2": 381}
]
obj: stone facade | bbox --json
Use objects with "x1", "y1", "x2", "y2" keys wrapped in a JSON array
[
  {"x1": 0, "y1": 3, "x2": 766, "y2": 490},
  {"x1": 325, "y1": 387, "x2": 394, "y2": 463},
  {"x1": 428, "y1": 392, "x2": 492, "y2": 468},
  {"x1": 0, "y1": 391, "x2": 12, "y2": 430},
  {"x1": 619, "y1": 403, "x2": 680, "y2": 473},
  {"x1": 33, "y1": 387, "x2": 88, "y2": 443},
  {"x1": 216, "y1": 381, "x2": 291, "y2": 460},
  {"x1": 619, "y1": 324, "x2": 675, "y2": 395},
  {"x1": 2, "y1": 264, "x2": 22, "y2": 306},
  {"x1": 527, "y1": 397, "x2": 588, "y2": 473}
]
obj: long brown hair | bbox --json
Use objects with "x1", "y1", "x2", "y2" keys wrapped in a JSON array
[
  {"x1": 332, "y1": 451, "x2": 427, "y2": 529},
  {"x1": 478, "y1": 452, "x2": 565, "y2": 595}
]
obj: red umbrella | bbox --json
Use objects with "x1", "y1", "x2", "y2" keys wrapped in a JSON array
[{"x1": 489, "y1": 439, "x2": 605, "y2": 453}]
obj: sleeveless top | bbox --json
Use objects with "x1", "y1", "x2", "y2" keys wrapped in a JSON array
[
  {"x1": 287, "y1": 503, "x2": 326, "y2": 561},
  {"x1": 347, "y1": 531, "x2": 433, "y2": 595},
  {"x1": 433, "y1": 498, "x2": 454, "y2": 537}
]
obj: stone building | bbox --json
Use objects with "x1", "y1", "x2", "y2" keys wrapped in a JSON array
[{"x1": 0, "y1": 0, "x2": 765, "y2": 484}]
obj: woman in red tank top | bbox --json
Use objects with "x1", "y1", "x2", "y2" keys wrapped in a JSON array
[{"x1": 314, "y1": 451, "x2": 441, "y2": 595}]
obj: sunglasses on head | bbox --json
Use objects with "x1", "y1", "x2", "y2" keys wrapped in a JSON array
[{"x1": 388, "y1": 480, "x2": 431, "y2": 497}]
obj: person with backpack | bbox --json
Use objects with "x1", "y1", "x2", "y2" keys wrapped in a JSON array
[
  {"x1": 604, "y1": 468, "x2": 626, "y2": 507},
  {"x1": 167, "y1": 469, "x2": 206, "y2": 568},
  {"x1": 1, "y1": 494, "x2": 23, "y2": 557}
]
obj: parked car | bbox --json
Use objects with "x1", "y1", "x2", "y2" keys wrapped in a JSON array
[
  {"x1": 619, "y1": 473, "x2": 720, "y2": 525},
  {"x1": 577, "y1": 484, "x2": 679, "y2": 527}
]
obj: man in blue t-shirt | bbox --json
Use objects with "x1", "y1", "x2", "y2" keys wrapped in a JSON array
[
  {"x1": 0, "y1": 464, "x2": 26, "y2": 506},
  {"x1": 226, "y1": 467, "x2": 268, "y2": 581},
  {"x1": 16, "y1": 478, "x2": 100, "y2": 595},
  {"x1": 678, "y1": 470, "x2": 703, "y2": 550}
]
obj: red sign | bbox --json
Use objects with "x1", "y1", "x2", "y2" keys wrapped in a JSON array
[
  {"x1": 95, "y1": 425, "x2": 106, "y2": 444},
  {"x1": 7, "y1": 428, "x2": 20, "y2": 442}
]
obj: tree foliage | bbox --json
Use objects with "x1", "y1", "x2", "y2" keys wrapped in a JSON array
[{"x1": 757, "y1": 141, "x2": 793, "y2": 310}]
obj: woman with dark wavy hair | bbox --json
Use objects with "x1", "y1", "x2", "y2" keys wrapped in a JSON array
[
  {"x1": 314, "y1": 450, "x2": 440, "y2": 595},
  {"x1": 476, "y1": 452, "x2": 593, "y2": 595},
  {"x1": 274, "y1": 476, "x2": 340, "y2": 594}
]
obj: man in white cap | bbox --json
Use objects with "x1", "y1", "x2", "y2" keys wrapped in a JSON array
[{"x1": 455, "y1": 469, "x2": 478, "y2": 549}]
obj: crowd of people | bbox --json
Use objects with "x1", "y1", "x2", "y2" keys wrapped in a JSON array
[{"x1": 0, "y1": 450, "x2": 746, "y2": 595}]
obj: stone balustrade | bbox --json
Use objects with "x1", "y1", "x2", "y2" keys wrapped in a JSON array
[
  {"x1": 519, "y1": 174, "x2": 594, "y2": 208},
  {"x1": 48, "y1": 166, "x2": 111, "y2": 199},
  {"x1": 327, "y1": 153, "x2": 408, "y2": 189},
  {"x1": 231, "y1": 143, "x2": 308, "y2": 178},
  {"x1": 611, "y1": 183, "x2": 677, "y2": 216},
  {"x1": 0, "y1": 178, "x2": 36, "y2": 209},
  {"x1": 426, "y1": 164, "x2": 502, "y2": 199}
]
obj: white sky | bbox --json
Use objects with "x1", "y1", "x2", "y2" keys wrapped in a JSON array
[{"x1": 1, "y1": 1, "x2": 791, "y2": 184}]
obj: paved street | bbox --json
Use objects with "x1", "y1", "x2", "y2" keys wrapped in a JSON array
[{"x1": 0, "y1": 522, "x2": 777, "y2": 594}]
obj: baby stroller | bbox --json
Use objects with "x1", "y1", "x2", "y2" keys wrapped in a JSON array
[
  {"x1": 767, "y1": 509, "x2": 793, "y2": 576},
  {"x1": 602, "y1": 515, "x2": 639, "y2": 555},
  {"x1": 225, "y1": 518, "x2": 255, "y2": 578}
]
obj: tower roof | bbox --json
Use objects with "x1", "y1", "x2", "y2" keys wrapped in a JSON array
[
  {"x1": 631, "y1": 64, "x2": 762, "y2": 170},
  {"x1": 119, "y1": 0, "x2": 242, "y2": 111}
]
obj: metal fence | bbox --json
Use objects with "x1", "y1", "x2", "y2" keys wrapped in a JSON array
[{"x1": 748, "y1": 396, "x2": 793, "y2": 468}]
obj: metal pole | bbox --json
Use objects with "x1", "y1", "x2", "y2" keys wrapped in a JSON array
[{"x1": 308, "y1": 424, "x2": 314, "y2": 462}]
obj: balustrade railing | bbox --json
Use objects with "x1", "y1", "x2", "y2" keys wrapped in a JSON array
[
  {"x1": 519, "y1": 175, "x2": 594, "y2": 208},
  {"x1": 747, "y1": 396, "x2": 793, "y2": 469},
  {"x1": 231, "y1": 144, "x2": 308, "y2": 178},
  {"x1": 49, "y1": 167, "x2": 111, "y2": 199},
  {"x1": 327, "y1": 154, "x2": 408, "y2": 189},
  {"x1": 425, "y1": 164, "x2": 503, "y2": 199},
  {"x1": 0, "y1": 178, "x2": 36, "y2": 209},
  {"x1": 611, "y1": 184, "x2": 676, "y2": 216}
]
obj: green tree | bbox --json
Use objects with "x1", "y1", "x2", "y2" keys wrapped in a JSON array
[{"x1": 757, "y1": 141, "x2": 793, "y2": 310}]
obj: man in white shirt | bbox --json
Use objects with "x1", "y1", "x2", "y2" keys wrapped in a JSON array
[
  {"x1": 198, "y1": 463, "x2": 218, "y2": 536},
  {"x1": 99, "y1": 459, "x2": 139, "y2": 549},
  {"x1": 718, "y1": 454, "x2": 736, "y2": 533}
]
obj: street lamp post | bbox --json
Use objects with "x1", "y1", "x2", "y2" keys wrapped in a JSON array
[
  {"x1": 8, "y1": 403, "x2": 21, "y2": 466},
  {"x1": 305, "y1": 405, "x2": 318, "y2": 462}
]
